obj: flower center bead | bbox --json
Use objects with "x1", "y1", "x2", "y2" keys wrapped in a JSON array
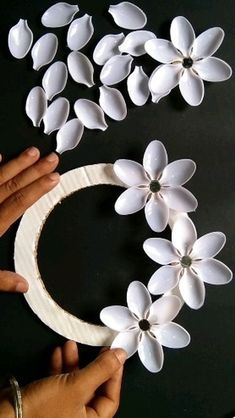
[
  {"x1": 139, "y1": 319, "x2": 150, "y2": 331},
  {"x1": 182, "y1": 57, "x2": 193, "y2": 68},
  {"x1": 180, "y1": 255, "x2": 192, "y2": 268},
  {"x1": 150, "y1": 180, "x2": 161, "y2": 193}
]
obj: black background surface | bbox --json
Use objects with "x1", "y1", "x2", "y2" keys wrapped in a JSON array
[{"x1": 0, "y1": 1, "x2": 234, "y2": 417}]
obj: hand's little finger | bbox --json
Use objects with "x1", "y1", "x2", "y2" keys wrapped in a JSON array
[{"x1": 0, "y1": 270, "x2": 28, "y2": 293}]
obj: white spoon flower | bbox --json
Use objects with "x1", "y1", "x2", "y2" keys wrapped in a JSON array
[
  {"x1": 100, "y1": 281, "x2": 190, "y2": 373},
  {"x1": 145, "y1": 16, "x2": 232, "y2": 106},
  {"x1": 143, "y1": 215, "x2": 233, "y2": 309},
  {"x1": 114, "y1": 140, "x2": 197, "y2": 232}
]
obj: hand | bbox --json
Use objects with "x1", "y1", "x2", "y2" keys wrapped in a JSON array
[{"x1": 0, "y1": 147, "x2": 60, "y2": 293}]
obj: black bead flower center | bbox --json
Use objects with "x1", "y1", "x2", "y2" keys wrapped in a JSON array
[
  {"x1": 150, "y1": 180, "x2": 161, "y2": 193},
  {"x1": 181, "y1": 255, "x2": 192, "y2": 268},
  {"x1": 183, "y1": 57, "x2": 193, "y2": 68},
  {"x1": 139, "y1": 319, "x2": 150, "y2": 331}
]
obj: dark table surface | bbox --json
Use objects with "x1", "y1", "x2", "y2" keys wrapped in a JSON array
[{"x1": 0, "y1": 1, "x2": 234, "y2": 417}]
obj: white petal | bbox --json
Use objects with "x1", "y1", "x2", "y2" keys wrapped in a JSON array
[
  {"x1": 113, "y1": 159, "x2": 148, "y2": 186},
  {"x1": 179, "y1": 269, "x2": 205, "y2": 309},
  {"x1": 100, "y1": 306, "x2": 137, "y2": 331},
  {"x1": 99, "y1": 85, "x2": 127, "y2": 121},
  {"x1": 25, "y1": 86, "x2": 47, "y2": 128},
  {"x1": 43, "y1": 97, "x2": 70, "y2": 135},
  {"x1": 115, "y1": 187, "x2": 148, "y2": 215},
  {"x1": 148, "y1": 265, "x2": 180, "y2": 295},
  {"x1": 179, "y1": 69, "x2": 204, "y2": 106},
  {"x1": 8, "y1": 19, "x2": 33, "y2": 59},
  {"x1": 193, "y1": 259, "x2": 233, "y2": 285},
  {"x1": 149, "y1": 64, "x2": 182, "y2": 94},
  {"x1": 42, "y1": 61, "x2": 68, "y2": 100},
  {"x1": 108, "y1": 2, "x2": 147, "y2": 30},
  {"x1": 148, "y1": 295, "x2": 182, "y2": 324},
  {"x1": 138, "y1": 332, "x2": 164, "y2": 372},
  {"x1": 93, "y1": 33, "x2": 125, "y2": 66},
  {"x1": 74, "y1": 99, "x2": 107, "y2": 131},
  {"x1": 127, "y1": 281, "x2": 152, "y2": 319},
  {"x1": 172, "y1": 215, "x2": 197, "y2": 255},
  {"x1": 56, "y1": 118, "x2": 84, "y2": 154},
  {"x1": 192, "y1": 27, "x2": 224, "y2": 59},
  {"x1": 67, "y1": 14, "x2": 94, "y2": 51},
  {"x1": 161, "y1": 186, "x2": 198, "y2": 212},
  {"x1": 152, "y1": 322, "x2": 190, "y2": 348},
  {"x1": 127, "y1": 66, "x2": 150, "y2": 107},
  {"x1": 143, "y1": 238, "x2": 178, "y2": 265},
  {"x1": 67, "y1": 51, "x2": 95, "y2": 87},
  {"x1": 160, "y1": 159, "x2": 196, "y2": 187},
  {"x1": 170, "y1": 16, "x2": 195, "y2": 56},
  {"x1": 111, "y1": 329, "x2": 139, "y2": 358},
  {"x1": 144, "y1": 196, "x2": 169, "y2": 232},
  {"x1": 41, "y1": 3, "x2": 79, "y2": 28},
  {"x1": 119, "y1": 30, "x2": 156, "y2": 57},
  {"x1": 143, "y1": 140, "x2": 168, "y2": 179},
  {"x1": 191, "y1": 232, "x2": 226, "y2": 260},
  {"x1": 145, "y1": 39, "x2": 182, "y2": 63},
  {"x1": 193, "y1": 57, "x2": 232, "y2": 82},
  {"x1": 100, "y1": 54, "x2": 133, "y2": 86}
]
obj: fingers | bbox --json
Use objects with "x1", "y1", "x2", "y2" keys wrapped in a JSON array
[
  {"x1": 50, "y1": 347, "x2": 63, "y2": 375},
  {"x1": 0, "y1": 172, "x2": 60, "y2": 236},
  {"x1": 0, "y1": 270, "x2": 28, "y2": 293},
  {"x1": 62, "y1": 341, "x2": 79, "y2": 373},
  {"x1": 0, "y1": 147, "x2": 40, "y2": 186},
  {"x1": 0, "y1": 153, "x2": 59, "y2": 204}
]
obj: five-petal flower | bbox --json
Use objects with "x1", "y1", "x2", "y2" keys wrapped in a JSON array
[
  {"x1": 145, "y1": 16, "x2": 232, "y2": 106},
  {"x1": 100, "y1": 281, "x2": 190, "y2": 373},
  {"x1": 144, "y1": 215, "x2": 233, "y2": 309},
  {"x1": 114, "y1": 140, "x2": 197, "y2": 232}
]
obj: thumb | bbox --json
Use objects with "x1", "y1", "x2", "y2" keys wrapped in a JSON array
[
  {"x1": 76, "y1": 349, "x2": 126, "y2": 400},
  {"x1": 0, "y1": 270, "x2": 28, "y2": 293}
]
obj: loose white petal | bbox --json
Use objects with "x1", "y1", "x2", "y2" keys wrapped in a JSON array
[
  {"x1": 143, "y1": 140, "x2": 168, "y2": 179},
  {"x1": 172, "y1": 215, "x2": 197, "y2": 256},
  {"x1": 138, "y1": 333, "x2": 164, "y2": 373},
  {"x1": 56, "y1": 119, "x2": 84, "y2": 154},
  {"x1": 43, "y1": 97, "x2": 70, "y2": 135},
  {"x1": 108, "y1": 2, "x2": 147, "y2": 30},
  {"x1": 115, "y1": 187, "x2": 148, "y2": 215},
  {"x1": 100, "y1": 306, "x2": 137, "y2": 331},
  {"x1": 170, "y1": 16, "x2": 195, "y2": 56},
  {"x1": 8, "y1": 19, "x2": 33, "y2": 59},
  {"x1": 144, "y1": 195, "x2": 169, "y2": 232},
  {"x1": 127, "y1": 281, "x2": 152, "y2": 319},
  {"x1": 41, "y1": 2, "x2": 79, "y2": 28},
  {"x1": 152, "y1": 322, "x2": 190, "y2": 348},
  {"x1": 111, "y1": 329, "x2": 139, "y2": 358},
  {"x1": 160, "y1": 159, "x2": 196, "y2": 187},
  {"x1": 25, "y1": 86, "x2": 47, "y2": 128},
  {"x1": 193, "y1": 259, "x2": 233, "y2": 285},
  {"x1": 149, "y1": 64, "x2": 182, "y2": 94},
  {"x1": 42, "y1": 61, "x2": 68, "y2": 101},
  {"x1": 67, "y1": 14, "x2": 94, "y2": 51},
  {"x1": 67, "y1": 51, "x2": 95, "y2": 87},
  {"x1": 93, "y1": 33, "x2": 125, "y2": 66},
  {"x1": 99, "y1": 85, "x2": 127, "y2": 121},
  {"x1": 192, "y1": 27, "x2": 224, "y2": 59},
  {"x1": 191, "y1": 232, "x2": 226, "y2": 260},
  {"x1": 161, "y1": 186, "x2": 198, "y2": 212},
  {"x1": 31, "y1": 33, "x2": 58, "y2": 71},
  {"x1": 148, "y1": 295, "x2": 182, "y2": 324},
  {"x1": 74, "y1": 99, "x2": 107, "y2": 131},
  {"x1": 127, "y1": 66, "x2": 150, "y2": 106},
  {"x1": 179, "y1": 269, "x2": 205, "y2": 309},
  {"x1": 100, "y1": 54, "x2": 133, "y2": 86},
  {"x1": 143, "y1": 238, "x2": 178, "y2": 265},
  {"x1": 148, "y1": 265, "x2": 180, "y2": 295},
  {"x1": 145, "y1": 38, "x2": 182, "y2": 63},
  {"x1": 193, "y1": 57, "x2": 232, "y2": 82},
  {"x1": 113, "y1": 160, "x2": 148, "y2": 186},
  {"x1": 179, "y1": 69, "x2": 204, "y2": 106},
  {"x1": 119, "y1": 30, "x2": 156, "y2": 56}
]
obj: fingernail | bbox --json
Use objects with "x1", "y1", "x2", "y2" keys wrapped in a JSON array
[
  {"x1": 15, "y1": 281, "x2": 28, "y2": 293},
  {"x1": 46, "y1": 152, "x2": 58, "y2": 163},
  {"x1": 26, "y1": 147, "x2": 39, "y2": 157},
  {"x1": 48, "y1": 172, "x2": 60, "y2": 182},
  {"x1": 112, "y1": 348, "x2": 127, "y2": 364}
]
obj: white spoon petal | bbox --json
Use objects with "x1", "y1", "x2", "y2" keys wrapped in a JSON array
[
  {"x1": 56, "y1": 119, "x2": 84, "y2": 154},
  {"x1": 43, "y1": 97, "x2": 70, "y2": 135},
  {"x1": 108, "y1": 2, "x2": 147, "y2": 30},
  {"x1": 93, "y1": 33, "x2": 125, "y2": 66},
  {"x1": 99, "y1": 85, "x2": 127, "y2": 121},
  {"x1": 127, "y1": 66, "x2": 149, "y2": 106},
  {"x1": 31, "y1": 33, "x2": 58, "y2": 71},
  {"x1": 25, "y1": 86, "x2": 47, "y2": 128},
  {"x1": 67, "y1": 51, "x2": 94, "y2": 87},
  {"x1": 41, "y1": 2, "x2": 79, "y2": 28},
  {"x1": 74, "y1": 99, "x2": 108, "y2": 131},
  {"x1": 119, "y1": 30, "x2": 156, "y2": 57},
  {"x1": 67, "y1": 14, "x2": 94, "y2": 51},
  {"x1": 8, "y1": 19, "x2": 33, "y2": 59},
  {"x1": 100, "y1": 54, "x2": 133, "y2": 86},
  {"x1": 42, "y1": 61, "x2": 68, "y2": 101}
]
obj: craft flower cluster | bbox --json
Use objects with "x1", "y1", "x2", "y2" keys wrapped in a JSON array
[{"x1": 8, "y1": 2, "x2": 232, "y2": 155}]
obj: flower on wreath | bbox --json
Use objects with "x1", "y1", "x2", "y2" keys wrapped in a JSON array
[
  {"x1": 143, "y1": 215, "x2": 233, "y2": 309},
  {"x1": 100, "y1": 281, "x2": 190, "y2": 373},
  {"x1": 145, "y1": 16, "x2": 232, "y2": 106},
  {"x1": 114, "y1": 140, "x2": 197, "y2": 232}
]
